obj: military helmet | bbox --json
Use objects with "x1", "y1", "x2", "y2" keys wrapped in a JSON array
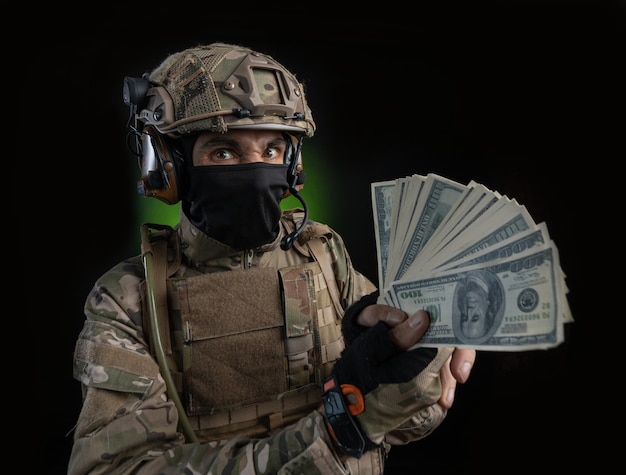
[
  {"x1": 122, "y1": 43, "x2": 314, "y2": 206},
  {"x1": 137, "y1": 43, "x2": 315, "y2": 137}
]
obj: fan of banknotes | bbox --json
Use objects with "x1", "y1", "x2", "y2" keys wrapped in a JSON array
[{"x1": 371, "y1": 173, "x2": 572, "y2": 351}]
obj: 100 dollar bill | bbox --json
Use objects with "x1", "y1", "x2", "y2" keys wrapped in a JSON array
[{"x1": 381, "y1": 245, "x2": 564, "y2": 351}]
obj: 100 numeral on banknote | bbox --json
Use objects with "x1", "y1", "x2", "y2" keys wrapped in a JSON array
[{"x1": 383, "y1": 246, "x2": 563, "y2": 351}]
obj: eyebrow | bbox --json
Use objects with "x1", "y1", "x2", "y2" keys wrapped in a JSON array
[
  {"x1": 196, "y1": 137, "x2": 239, "y2": 150},
  {"x1": 196, "y1": 136, "x2": 288, "y2": 150}
]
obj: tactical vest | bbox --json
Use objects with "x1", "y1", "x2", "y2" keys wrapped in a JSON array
[{"x1": 140, "y1": 222, "x2": 346, "y2": 443}]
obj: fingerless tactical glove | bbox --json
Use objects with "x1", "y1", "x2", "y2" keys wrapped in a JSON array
[{"x1": 322, "y1": 320, "x2": 452, "y2": 458}]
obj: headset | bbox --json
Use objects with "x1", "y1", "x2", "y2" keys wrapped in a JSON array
[
  {"x1": 135, "y1": 125, "x2": 184, "y2": 204},
  {"x1": 123, "y1": 76, "x2": 309, "y2": 249},
  {"x1": 123, "y1": 76, "x2": 185, "y2": 204}
]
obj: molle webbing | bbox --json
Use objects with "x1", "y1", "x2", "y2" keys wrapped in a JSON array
[
  {"x1": 165, "y1": 261, "x2": 343, "y2": 442},
  {"x1": 280, "y1": 264, "x2": 344, "y2": 386}
]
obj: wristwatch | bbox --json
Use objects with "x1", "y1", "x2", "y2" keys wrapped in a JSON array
[{"x1": 321, "y1": 375, "x2": 368, "y2": 459}]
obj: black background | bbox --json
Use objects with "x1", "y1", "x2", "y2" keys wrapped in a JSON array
[{"x1": 20, "y1": 1, "x2": 622, "y2": 473}]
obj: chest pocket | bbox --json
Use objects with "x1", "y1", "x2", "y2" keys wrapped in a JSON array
[{"x1": 174, "y1": 267, "x2": 285, "y2": 415}]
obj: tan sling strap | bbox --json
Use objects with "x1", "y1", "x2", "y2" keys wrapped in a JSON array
[
  {"x1": 139, "y1": 223, "x2": 197, "y2": 442},
  {"x1": 140, "y1": 223, "x2": 182, "y2": 356}
]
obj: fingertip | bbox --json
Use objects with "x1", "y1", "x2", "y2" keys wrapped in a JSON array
[
  {"x1": 407, "y1": 310, "x2": 429, "y2": 329},
  {"x1": 459, "y1": 361, "x2": 473, "y2": 383},
  {"x1": 445, "y1": 387, "x2": 455, "y2": 408},
  {"x1": 449, "y1": 349, "x2": 476, "y2": 384},
  {"x1": 384, "y1": 308, "x2": 407, "y2": 325}
]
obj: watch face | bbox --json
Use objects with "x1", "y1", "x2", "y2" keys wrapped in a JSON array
[{"x1": 322, "y1": 376, "x2": 366, "y2": 459}]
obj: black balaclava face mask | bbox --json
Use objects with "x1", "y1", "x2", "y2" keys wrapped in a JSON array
[{"x1": 182, "y1": 162, "x2": 290, "y2": 250}]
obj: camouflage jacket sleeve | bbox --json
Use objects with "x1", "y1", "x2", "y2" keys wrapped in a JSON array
[
  {"x1": 321, "y1": 226, "x2": 378, "y2": 307},
  {"x1": 68, "y1": 256, "x2": 351, "y2": 475}
]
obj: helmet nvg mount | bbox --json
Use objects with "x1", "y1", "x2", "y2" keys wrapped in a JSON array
[{"x1": 123, "y1": 43, "x2": 315, "y2": 250}]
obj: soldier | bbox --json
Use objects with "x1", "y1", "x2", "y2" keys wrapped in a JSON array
[{"x1": 68, "y1": 43, "x2": 476, "y2": 474}]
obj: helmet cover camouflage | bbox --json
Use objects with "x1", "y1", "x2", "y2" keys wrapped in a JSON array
[{"x1": 140, "y1": 43, "x2": 315, "y2": 137}]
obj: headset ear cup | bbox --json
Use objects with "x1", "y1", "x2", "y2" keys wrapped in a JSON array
[{"x1": 137, "y1": 126, "x2": 182, "y2": 204}]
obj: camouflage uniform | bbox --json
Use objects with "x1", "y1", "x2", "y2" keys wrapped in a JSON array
[{"x1": 69, "y1": 210, "x2": 446, "y2": 474}]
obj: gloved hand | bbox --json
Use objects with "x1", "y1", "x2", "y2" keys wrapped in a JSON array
[{"x1": 322, "y1": 315, "x2": 453, "y2": 459}]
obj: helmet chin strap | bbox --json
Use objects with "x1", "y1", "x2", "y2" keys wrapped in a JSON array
[{"x1": 281, "y1": 135, "x2": 309, "y2": 251}]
